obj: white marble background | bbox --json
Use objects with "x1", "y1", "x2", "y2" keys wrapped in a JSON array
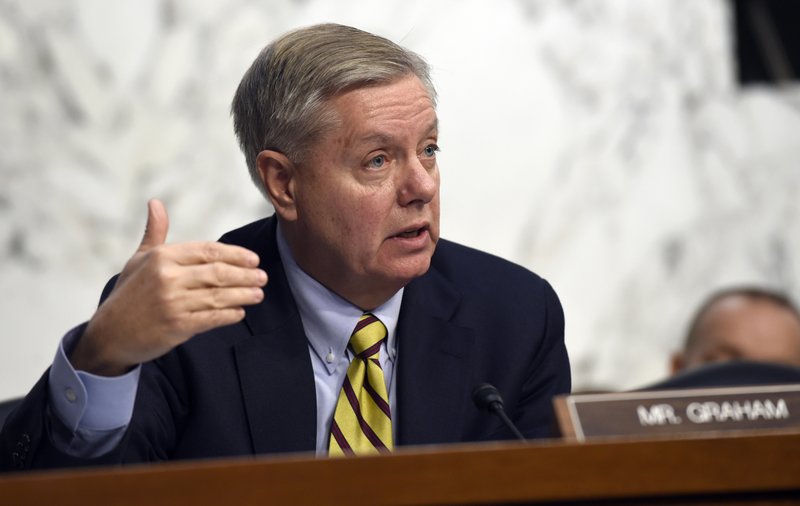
[{"x1": 2, "y1": 0, "x2": 800, "y2": 399}]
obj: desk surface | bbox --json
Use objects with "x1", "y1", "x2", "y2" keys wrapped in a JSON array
[{"x1": 1, "y1": 429, "x2": 799, "y2": 505}]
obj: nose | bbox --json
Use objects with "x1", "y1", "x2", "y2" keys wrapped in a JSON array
[{"x1": 398, "y1": 157, "x2": 438, "y2": 207}]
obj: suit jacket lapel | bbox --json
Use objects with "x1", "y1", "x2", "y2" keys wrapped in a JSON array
[
  {"x1": 230, "y1": 217, "x2": 317, "y2": 454},
  {"x1": 396, "y1": 267, "x2": 475, "y2": 446}
]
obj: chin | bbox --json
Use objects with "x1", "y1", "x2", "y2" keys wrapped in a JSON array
[{"x1": 388, "y1": 259, "x2": 433, "y2": 285}]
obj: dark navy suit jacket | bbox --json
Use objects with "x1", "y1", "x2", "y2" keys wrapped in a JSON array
[{"x1": 1, "y1": 215, "x2": 570, "y2": 470}]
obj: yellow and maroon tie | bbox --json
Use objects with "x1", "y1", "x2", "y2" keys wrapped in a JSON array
[{"x1": 328, "y1": 313, "x2": 393, "y2": 456}]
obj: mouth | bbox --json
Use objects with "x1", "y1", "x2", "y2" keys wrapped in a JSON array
[{"x1": 391, "y1": 224, "x2": 429, "y2": 239}]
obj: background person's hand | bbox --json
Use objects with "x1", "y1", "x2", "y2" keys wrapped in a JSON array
[{"x1": 69, "y1": 199, "x2": 268, "y2": 376}]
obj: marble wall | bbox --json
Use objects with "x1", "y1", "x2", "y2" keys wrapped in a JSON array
[{"x1": 2, "y1": 0, "x2": 799, "y2": 399}]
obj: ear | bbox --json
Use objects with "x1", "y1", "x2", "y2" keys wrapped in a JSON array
[
  {"x1": 669, "y1": 352, "x2": 686, "y2": 375},
  {"x1": 257, "y1": 150, "x2": 297, "y2": 222}
]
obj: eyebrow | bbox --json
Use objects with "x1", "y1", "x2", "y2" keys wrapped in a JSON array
[{"x1": 355, "y1": 118, "x2": 439, "y2": 146}]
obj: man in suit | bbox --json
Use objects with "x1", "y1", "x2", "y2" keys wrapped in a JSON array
[{"x1": 1, "y1": 23, "x2": 570, "y2": 470}]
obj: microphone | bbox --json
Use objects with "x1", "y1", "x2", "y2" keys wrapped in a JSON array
[{"x1": 472, "y1": 383, "x2": 526, "y2": 441}]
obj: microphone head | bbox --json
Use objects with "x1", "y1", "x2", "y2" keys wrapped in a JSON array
[{"x1": 472, "y1": 383, "x2": 504, "y2": 412}]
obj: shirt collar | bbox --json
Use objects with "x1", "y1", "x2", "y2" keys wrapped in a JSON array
[{"x1": 276, "y1": 221, "x2": 402, "y2": 374}]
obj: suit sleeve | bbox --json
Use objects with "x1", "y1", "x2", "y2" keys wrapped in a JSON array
[
  {"x1": 0, "y1": 275, "x2": 175, "y2": 471},
  {"x1": 515, "y1": 278, "x2": 571, "y2": 439},
  {"x1": 0, "y1": 369, "x2": 134, "y2": 471}
]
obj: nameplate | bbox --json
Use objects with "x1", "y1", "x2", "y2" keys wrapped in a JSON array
[{"x1": 553, "y1": 384, "x2": 800, "y2": 441}]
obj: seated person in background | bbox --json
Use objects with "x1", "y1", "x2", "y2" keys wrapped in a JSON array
[
  {"x1": 1, "y1": 23, "x2": 569, "y2": 471},
  {"x1": 671, "y1": 287, "x2": 800, "y2": 373}
]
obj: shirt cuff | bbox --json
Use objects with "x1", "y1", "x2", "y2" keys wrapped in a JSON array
[{"x1": 48, "y1": 323, "x2": 141, "y2": 432}]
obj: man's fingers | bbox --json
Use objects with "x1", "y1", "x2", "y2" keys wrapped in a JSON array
[
  {"x1": 179, "y1": 263, "x2": 267, "y2": 289},
  {"x1": 169, "y1": 242, "x2": 261, "y2": 268},
  {"x1": 139, "y1": 199, "x2": 170, "y2": 251},
  {"x1": 184, "y1": 307, "x2": 248, "y2": 336},
  {"x1": 179, "y1": 286, "x2": 265, "y2": 312}
]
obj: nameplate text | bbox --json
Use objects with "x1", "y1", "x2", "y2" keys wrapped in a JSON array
[{"x1": 553, "y1": 384, "x2": 800, "y2": 441}]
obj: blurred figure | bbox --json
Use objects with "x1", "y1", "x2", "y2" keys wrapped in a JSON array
[{"x1": 671, "y1": 287, "x2": 800, "y2": 373}]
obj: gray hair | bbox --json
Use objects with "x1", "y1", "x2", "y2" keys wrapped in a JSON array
[{"x1": 231, "y1": 23, "x2": 437, "y2": 197}]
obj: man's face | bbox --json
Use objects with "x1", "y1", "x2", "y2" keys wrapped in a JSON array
[
  {"x1": 285, "y1": 74, "x2": 440, "y2": 309},
  {"x1": 684, "y1": 296, "x2": 800, "y2": 368}
]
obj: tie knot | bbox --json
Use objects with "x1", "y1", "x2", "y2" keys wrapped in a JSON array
[{"x1": 349, "y1": 313, "x2": 386, "y2": 359}]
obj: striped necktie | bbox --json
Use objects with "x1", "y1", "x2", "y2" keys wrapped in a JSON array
[{"x1": 329, "y1": 313, "x2": 393, "y2": 456}]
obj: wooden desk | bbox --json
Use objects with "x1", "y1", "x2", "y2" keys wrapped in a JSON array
[{"x1": 1, "y1": 430, "x2": 798, "y2": 505}]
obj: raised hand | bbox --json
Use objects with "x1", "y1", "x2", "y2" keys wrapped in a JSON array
[{"x1": 69, "y1": 199, "x2": 268, "y2": 376}]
